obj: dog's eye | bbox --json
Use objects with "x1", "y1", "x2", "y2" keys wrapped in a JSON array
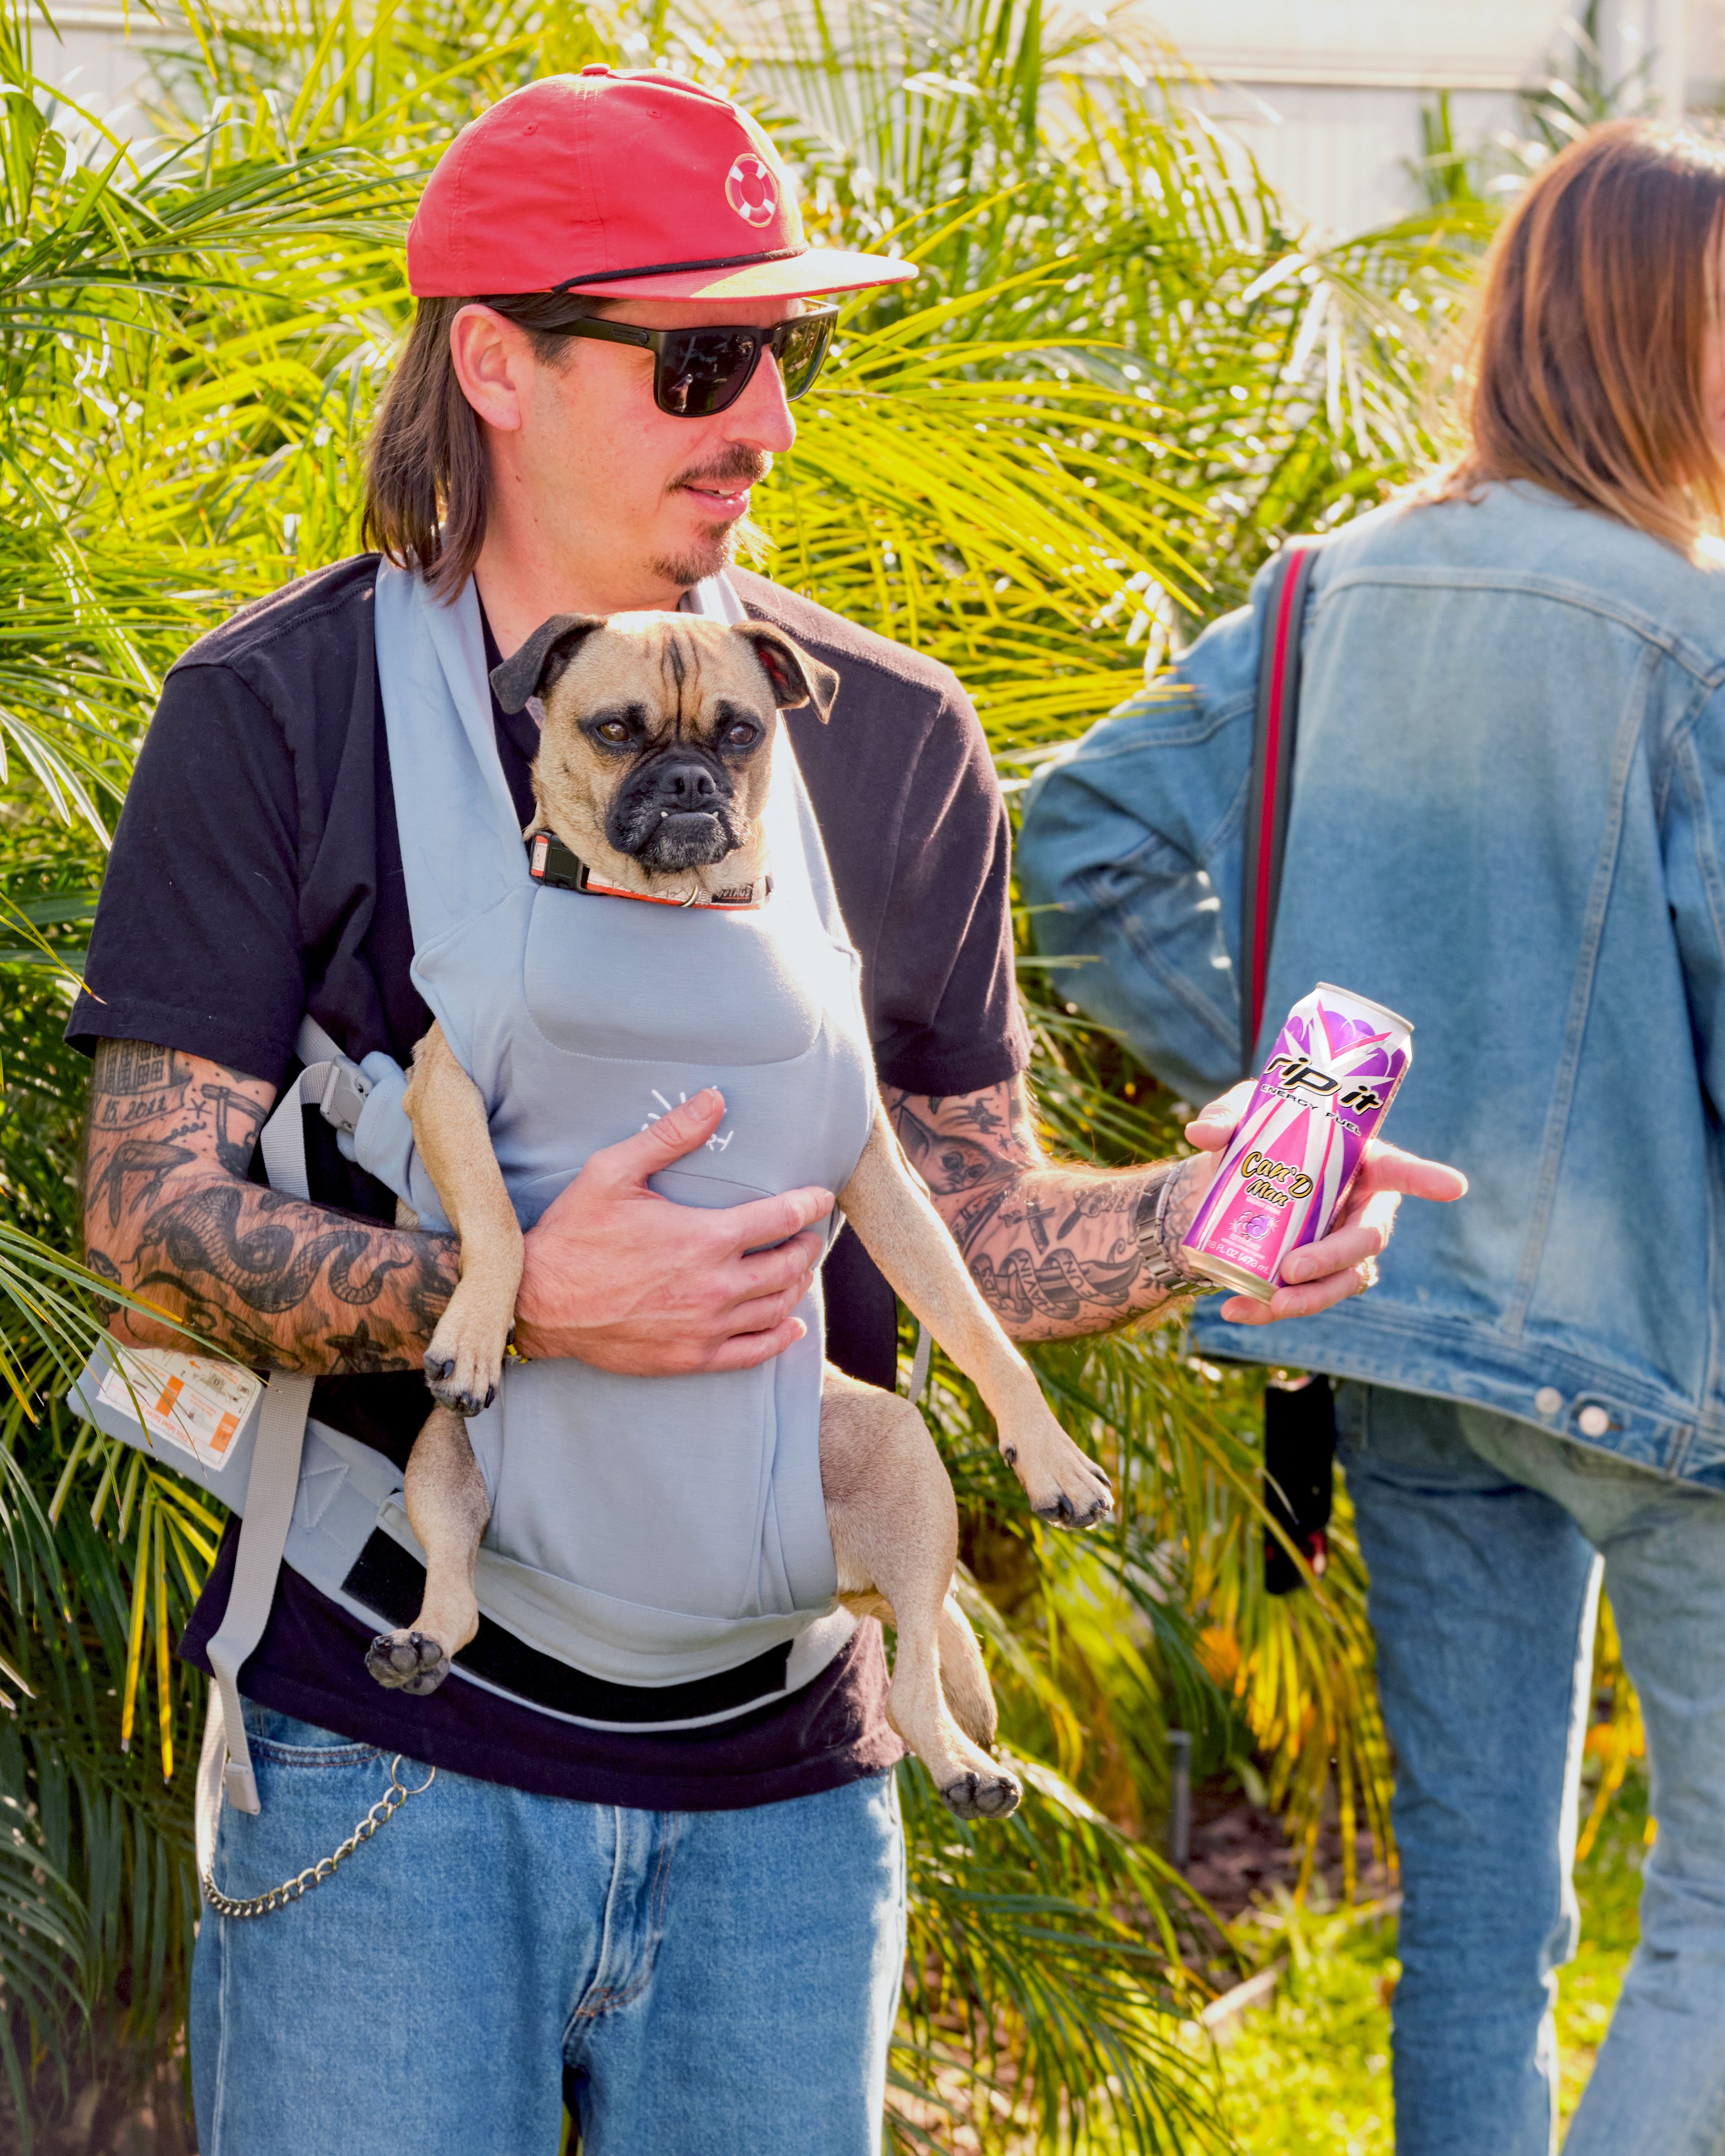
[
  {"x1": 723, "y1": 721, "x2": 759, "y2": 749},
  {"x1": 595, "y1": 721, "x2": 630, "y2": 744}
]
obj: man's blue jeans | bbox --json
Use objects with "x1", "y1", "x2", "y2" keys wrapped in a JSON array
[
  {"x1": 1339, "y1": 1383, "x2": 1725, "y2": 2156},
  {"x1": 191, "y1": 1705, "x2": 906, "y2": 2155}
]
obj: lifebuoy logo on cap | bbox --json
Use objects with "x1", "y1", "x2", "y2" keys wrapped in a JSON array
[{"x1": 725, "y1": 153, "x2": 778, "y2": 227}]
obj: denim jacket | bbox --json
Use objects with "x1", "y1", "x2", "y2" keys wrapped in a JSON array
[{"x1": 1019, "y1": 480, "x2": 1725, "y2": 1489}]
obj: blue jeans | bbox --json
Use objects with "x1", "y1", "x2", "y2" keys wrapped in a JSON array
[
  {"x1": 1339, "y1": 1384, "x2": 1725, "y2": 2156},
  {"x1": 191, "y1": 1706, "x2": 906, "y2": 2155}
]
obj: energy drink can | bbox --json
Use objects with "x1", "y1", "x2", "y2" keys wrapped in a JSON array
[{"x1": 1182, "y1": 982, "x2": 1413, "y2": 1303}]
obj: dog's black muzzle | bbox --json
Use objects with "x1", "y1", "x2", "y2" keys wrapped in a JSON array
[{"x1": 609, "y1": 753, "x2": 745, "y2": 871}]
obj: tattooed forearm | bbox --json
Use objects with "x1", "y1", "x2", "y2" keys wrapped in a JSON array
[
  {"x1": 82, "y1": 1038, "x2": 459, "y2": 1375},
  {"x1": 134, "y1": 1185, "x2": 420, "y2": 1315},
  {"x1": 200, "y1": 1082, "x2": 268, "y2": 1176},
  {"x1": 883, "y1": 1079, "x2": 1209, "y2": 1343},
  {"x1": 88, "y1": 1137, "x2": 195, "y2": 1229},
  {"x1": 82, "y1": 1246, "x2": 123, "y2": 1321}
]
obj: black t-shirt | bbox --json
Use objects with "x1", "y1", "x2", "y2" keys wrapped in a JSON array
[{"x1": 67, "y1": 557, "x2": 1028, "y2": 1808}]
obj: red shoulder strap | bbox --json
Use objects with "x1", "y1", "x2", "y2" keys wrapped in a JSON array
[{"x1": 1239, "y1": 541, "x2": 1322, "y2": 1075}]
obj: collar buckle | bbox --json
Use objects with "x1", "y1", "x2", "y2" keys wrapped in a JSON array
[{"x1": 527, "y1": 831, "x2": 592, "y2": 892}]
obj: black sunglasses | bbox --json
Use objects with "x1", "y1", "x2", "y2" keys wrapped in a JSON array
[{"x1": 537, "y1": 302, "x2": 839, "y2": 418}]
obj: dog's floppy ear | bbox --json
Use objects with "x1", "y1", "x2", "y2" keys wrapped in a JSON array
[
  {"x1": 734, "y1": 623, "x2": 840, "y2": 723},
  {"x1": 490, "y1": 615, "x2": 606, "y2": 715}
]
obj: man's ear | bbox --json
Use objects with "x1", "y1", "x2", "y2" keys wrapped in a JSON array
[
  {"x1": 735, "y1": 624, "x2": 840, "y2": 723},
  {"x1": 490, "y1": 615, "x2": 606, "y2": 714}
]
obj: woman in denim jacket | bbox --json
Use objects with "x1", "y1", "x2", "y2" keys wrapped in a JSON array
[{"x1": 1020, "y1": 122, "x2": 1725, "y2": 2156}]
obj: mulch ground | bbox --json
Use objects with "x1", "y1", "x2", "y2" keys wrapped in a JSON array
[
  {"x1": 0, "y1": 2025, "x2": 192, "y2": 2156},
  {"x1": 1184, "y1": 1776, "x2": 1393, "y2": 1925}
]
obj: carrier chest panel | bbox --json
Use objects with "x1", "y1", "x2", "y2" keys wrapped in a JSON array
[
  {"x1": 372, "y1": 562, "x2": 875, "y2": 1688},
  {"x1": 418, "y1": 879, "x2": 873, "y2": 1236},
  {"x1": 521, "y1": 883, "x2": 847, "y2": 1065}
]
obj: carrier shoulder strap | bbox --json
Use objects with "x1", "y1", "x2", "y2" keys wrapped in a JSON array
[
  {"x1": 203, "y1": 1015, "x2": 370, "y2": 1815},
  {"x1": 1238, "y1": 540, "x2": 1324, "y2": 1077}
]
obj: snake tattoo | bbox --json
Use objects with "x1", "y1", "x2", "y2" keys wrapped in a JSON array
[{"x1": 134, "y1": 1185, "x2": 419, "y2": 1315}]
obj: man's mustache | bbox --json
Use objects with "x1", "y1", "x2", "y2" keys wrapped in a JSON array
[{"x1": 670, "y1": 453, "x2": 772, "y2": 495}]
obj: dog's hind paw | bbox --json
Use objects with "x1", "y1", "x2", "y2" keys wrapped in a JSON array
[
  {"x1": 365, "y1": 1630, "x2": 450, "y2": 1696},
  {"x1": 938, "y1": 1766, "x2": 1021, "y2": 1822}
]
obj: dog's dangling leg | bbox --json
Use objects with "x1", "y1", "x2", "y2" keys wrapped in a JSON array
[
  {"x1": 935, "y1": 1593, "x2": 996, "y2": 1750},
  {"x1": 841, "y1": 1585, "x2": 1000, "y2": 1759},
  {"x1": 405, "y1": 1025, "x2": 526, "y2": 1420},
  {"x1": 366, "y1": 1406, "x2": 492, "y2": 1696},
  {"x1": 821, "y1": 1364, "x2": 1020, "y2": 1822}
]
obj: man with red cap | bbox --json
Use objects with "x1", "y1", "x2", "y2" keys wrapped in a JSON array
[{"x1": 68, "y1": 68, "x2": 1440, "y2": 2154}]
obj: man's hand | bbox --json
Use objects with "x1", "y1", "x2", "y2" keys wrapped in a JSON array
[
  {"x1": 514, "y1": 1087, "x2": 834, "y2": 1374},
  {"x1": 884, "y1": 1078, "x2": 1198, "y2": 1340},
  {"x1": 883, "y1": 1074, "x2": 1468, "y2": 1343},
  {"x1": 1180, "y1": 1082, "x2": 1469, "y2": 1326}
]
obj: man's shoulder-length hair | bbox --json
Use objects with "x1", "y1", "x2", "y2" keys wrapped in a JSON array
[{"x1": 363, "y1": 293, "x2": 615, "y2": 598}]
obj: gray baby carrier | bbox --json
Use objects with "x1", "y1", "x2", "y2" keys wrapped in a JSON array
[{"x1": 74, "y1": 564, "x2": 879, "y2": 1815}]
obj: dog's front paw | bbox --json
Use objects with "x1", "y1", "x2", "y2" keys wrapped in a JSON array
[
  {"x1": 366, "y1": 1630, "x2": 450, "y2": 1695},
  {"x1": 422, "y1": 1355, "x2": 497, "y2": 1418},
  {"x1": 939, "y1": 1765, "x2": 1022, "y2": 1821},
  {"x1": 1004, "y1": 1416, "x2": 1114, "y2": 1531},
  {"x1": 1030, "y1": 1479, "x2": 1114, "y2": 1530},
  {"x1": 422, "y1": 1312, "x2": 503, "y2": 1418}
]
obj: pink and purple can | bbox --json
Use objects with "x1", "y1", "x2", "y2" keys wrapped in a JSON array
[{"x1": 1181, "y1": 982, "x2": 1414, "y2": 1303}]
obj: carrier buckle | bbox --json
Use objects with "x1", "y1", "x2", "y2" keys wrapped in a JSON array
[{"x1": 316, "y1": 1059, "x2": 373, "y2": 1135}]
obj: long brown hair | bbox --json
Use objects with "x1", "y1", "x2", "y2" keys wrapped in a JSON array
[
  {"x1": 363, "y1": 294, "x2": 615, "y2": 597},
  {"x1": 1431, "y1": 119, "x2": 1725, "y2": 553}
]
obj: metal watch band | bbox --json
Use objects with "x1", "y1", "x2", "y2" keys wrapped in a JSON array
[{"x1": 1134, "y1": 1161, "x2": 1207, "y2": 1295}]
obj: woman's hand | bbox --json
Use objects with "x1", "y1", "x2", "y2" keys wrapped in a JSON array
[{"x1": 1180, "y1": 1082, "x2": 1469, "y2": 1327}]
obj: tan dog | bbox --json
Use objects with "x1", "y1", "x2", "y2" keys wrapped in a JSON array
[{"x1": 366, "y1": 611, "x2": 1113, "y2": 1820}]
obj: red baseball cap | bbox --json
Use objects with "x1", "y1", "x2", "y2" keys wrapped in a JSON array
[{"x1": 407, "y1": 68, "x2": 918, "y2": 303}]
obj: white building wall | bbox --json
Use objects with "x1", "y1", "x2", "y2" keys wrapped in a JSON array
[
  {"x1": 1138, "y1": 0, "x2": 1725, "y2": 233},
  {"x1": 31, "y1": 6, "x2": 165, "y2": 129},
  {"x1": 25, "y1": 2, "x2": 1725, "y2": 235},
  {"x1": 1189, "y1": 78, "x2": 1522, "y2": 234}
]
